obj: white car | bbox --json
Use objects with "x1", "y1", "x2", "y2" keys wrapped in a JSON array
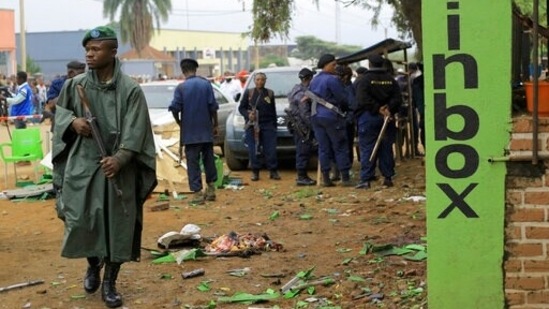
[{"x1": 140, "y1": 80, "x2": 238, "y2": 149}]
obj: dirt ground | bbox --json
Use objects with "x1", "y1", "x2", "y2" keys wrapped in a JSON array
[{"x1": 0, "y1": 122, "x2": 427, "y2": 309}]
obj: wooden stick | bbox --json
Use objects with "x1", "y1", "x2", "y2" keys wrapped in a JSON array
[
  {"x1": 289, "y1": 277, "x2": 335, "y2": 291},
  {"x1": 0, "y1": 280, "x2": 44, "y2": 293}
]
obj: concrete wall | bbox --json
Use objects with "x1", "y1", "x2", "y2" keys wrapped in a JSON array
[{"x1": 0, "y1": 9, "x2": 16, "y2": 76}]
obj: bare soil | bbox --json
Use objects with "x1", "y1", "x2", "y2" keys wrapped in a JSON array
[{"x1": 0, "y1": 122, "x2": 427, "y2": 309}]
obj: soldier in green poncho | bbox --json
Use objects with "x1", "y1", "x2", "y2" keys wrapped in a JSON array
[{"x1": 52, "y1": 26, "x2": 157, "y2": 308}]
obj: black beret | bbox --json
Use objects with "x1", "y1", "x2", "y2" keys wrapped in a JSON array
[
  {"x1": 368, "y1": 54, "x2": 385, "y2": 68},
  {"x1": 66, "y1": 60, "x2": 86, "y2": 70},
  {"x1": 180, "y1": 58, "x2": 199, "y2": 68},
  {"x1": 82, "y1": 26, "x2": 118, "y2": 47},
  {"x1": 317, "y1": 54, "x2": 336, "y2": 69},
  {"x1": 298, "y1": 68, "x2": 314, "y2": 79},
  {"x1": 356, "y1": 67, "x2": 368, "y2": 74}
]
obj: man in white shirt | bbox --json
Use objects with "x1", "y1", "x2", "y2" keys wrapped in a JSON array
[{"x1": 219, "y1": 71, "x2": 242, "y2": 101}]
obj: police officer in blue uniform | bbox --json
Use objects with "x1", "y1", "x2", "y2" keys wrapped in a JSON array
[
  {"x1": 238, "y1": 72, "x2": 280, "y2": 181},
  {"x1": 354, "y1": 54, "x2": 402, "y2": 189},
  {"x1": 309, "y1": 54, "x2": 352, "y2": 187},
  {"x1": 170, "y1": 58, "x2": 219, "y2": 204},
  {"x1": 287, "y1": 68, "x2": 316, "y2": 186},
  {"x1": 43, "y1": 61, "x2": 86, "y2": 131}
]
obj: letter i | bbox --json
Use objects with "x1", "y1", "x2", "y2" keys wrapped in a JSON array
[{"x1": 447, "y1": 1, "x2": 460, "y2": 51}]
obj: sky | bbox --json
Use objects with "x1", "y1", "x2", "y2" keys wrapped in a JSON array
[{"x1": 1, "y1": 0, "x2": 401, "y2": 47}]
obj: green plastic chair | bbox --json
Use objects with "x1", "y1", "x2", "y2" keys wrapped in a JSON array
[{"x1": 0, "y1": 128, "x2": 44, "y2": 187}]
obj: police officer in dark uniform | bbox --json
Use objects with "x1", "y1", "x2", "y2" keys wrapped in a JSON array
[
  {"x1": 309, "y1": 54, "x2": 352, "y2": 187},
  {"x1": 170, "y1": 58, "x2": 220, "y2": 204},
  {"x1": 238, "y1": 72, "x2": 280, "y2": 181},
  {"x1": 287, "y1": 68, "x2": 316, "y2": 186},
  {"x1": 354, "y1": 54, "x2": 403, "y2": 189}
]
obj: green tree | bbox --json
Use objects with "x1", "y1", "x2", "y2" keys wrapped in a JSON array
[
  {"x1": 259, "y1": 54, "x2": 289, "y2": 68},
  {"x1": 17, "y1": 56, "x2": 41, "y2": 75},
  {"x1": 292, "y1": 35, "x2": 362, "y2": 61},
  {"x1": 102, "y1": 0, "x2": 172, "y2": 56},
  {"x1": 248, "y1": 1, "x2": 537, "y2": 59}
]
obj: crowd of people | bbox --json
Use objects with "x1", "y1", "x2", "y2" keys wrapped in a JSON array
[{"x1": 226, "y1": 53, "x2": 424, "y2": 189}]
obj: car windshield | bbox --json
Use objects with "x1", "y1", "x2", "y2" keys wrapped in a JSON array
[
  {"x1": 141, "y1": 84, "x2": 177, "y2": 109},
  {"x1": 142, "y1": 83, "x2": 229, "y2": 109},
  {"x1": 247, "y1": 71, "x2": 299, "y2": 98}
]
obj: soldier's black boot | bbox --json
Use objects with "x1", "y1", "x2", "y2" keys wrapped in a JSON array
[
  {"x1": 296, "y1": 170, "x2": 316, "y2": 186},
  {"x1": 322, "y1": 171, "x2": 334, "y2": 187},
  {"x1": 102, "y1": 262, "x2": 123, "y2": 308},
  {"x1": 84, "y1": 257, "x2": 103, "y2": 294},
  {"x1": 340, "y1": 171, "x2": 354, "y2": 187},
  {"x1": 251, "y1": 169, "x2": 260, "y2": 181}
]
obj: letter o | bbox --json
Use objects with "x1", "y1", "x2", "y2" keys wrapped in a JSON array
[{"x1": 435, "y1": 144, "x2": 479, "y2": 178}]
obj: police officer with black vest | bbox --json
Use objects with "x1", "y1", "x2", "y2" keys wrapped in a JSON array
[
  {"x1": 287, "y1": 68, "x2": 316, "y2": 186},
  {"x1": 354, "y1": 54, "x2": 403, "y2": 189}
]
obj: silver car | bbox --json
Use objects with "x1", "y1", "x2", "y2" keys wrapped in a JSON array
[{"x1": 140, "y1": 80, "x2": 237, "y2": 149}]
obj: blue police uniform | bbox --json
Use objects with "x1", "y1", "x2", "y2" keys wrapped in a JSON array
[
  {"x1": 238, "y1": 87, "x2": 278, "y2": 179},
  {"x1": 43, "y1": 76, "x2": 67, "y2": 131},
  {"x1": 308, "y1": 71, "x2": 351, "y2": 185},
  {"x1": 354, "y1": 67, "x2": 402, "y2": 188},
  {"x1": 169, "y1": 76, "x2": 219, "y2": 192}
]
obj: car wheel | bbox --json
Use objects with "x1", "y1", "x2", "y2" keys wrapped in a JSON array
[{"x1": 224, "y1": 142, "x2": 247, "y2": 171}]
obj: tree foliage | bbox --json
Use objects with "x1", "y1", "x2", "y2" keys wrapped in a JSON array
[
  {"x1": 292, "y1": 35, "x2": 362, "y2": 61},
  {"x1": 102, "y1": 0, "x2": 171, "y2": 55},
  {"x1": 245, "y1": 0, "x2": 294, "y2": 43}
]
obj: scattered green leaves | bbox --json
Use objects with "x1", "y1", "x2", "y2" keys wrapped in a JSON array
[
  {"x1": 300, "y1": 214, "x2": 313, "y2": 220},
  {"x1": 217, "y1": 290, "x2": 280, "y2": 304},
  {"x1": 269, "y1": 211, "x2": 280, "y2": 221},
  {"x1": 341, "y1": 257, "x2": 354, "y2": 265},
  {"x1": 159, "y1": 273, "x2": 173, "y2": 280},
  {"x1": 197, "y1": 281, "x2": 211, "y2": 292}
]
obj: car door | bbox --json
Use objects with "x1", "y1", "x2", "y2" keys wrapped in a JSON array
[{"x1": 212, "y1": 86, "x2": 237, "y2": 145}]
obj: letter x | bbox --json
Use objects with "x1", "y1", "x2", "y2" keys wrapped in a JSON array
[{"x1": 437, "y1": 183, "x2": 479, "y2": 218}]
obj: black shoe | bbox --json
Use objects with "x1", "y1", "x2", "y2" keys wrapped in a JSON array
[
  {"x1": 341, "y1": 180, "x2": 354, "y2": 187},
  {"x1": 296, "y1": 176, "x2": 316, "y2": 186},
  {"x1": 355, "y1": 181, "x2": 370, "y2": 189},
  {"x1": 366, "y1": 175, "x2": 378, "y2": 181},
  {"x1": 102, "y1": 263, "x2": 123, "y2": 308},
  {"x1": 383, "y1": 178, "x2": 394, "y2": 187},
  {"x1": 270, "y1": 171, "x2": 281, "y2": 180},
  {"x1": 251, "y1": 170, "x2": 259, "y2": 181},
  {"x1": 84, "y1": 257, "x2": 103, "y2": 294}
]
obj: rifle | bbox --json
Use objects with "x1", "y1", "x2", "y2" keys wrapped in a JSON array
[
  {"x1": 244, "y1": 89, "x2": 261, "y2": 155},
  {"x1": 76, "y1": 85, "x2": 127, "y2": 215},
  {"x1": 304, "y1": 90, "x2": 346, "y2": 117}
]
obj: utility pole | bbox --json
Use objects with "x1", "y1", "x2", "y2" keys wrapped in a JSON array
[
  {"x1": 19, "y1": 0, "x2": 26, "y2": 72},
  {"x1": 335, "y1": 0, "x2": 341, "y2": 44}
]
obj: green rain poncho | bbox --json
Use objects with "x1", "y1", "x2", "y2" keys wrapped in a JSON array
[{"x1": 52, "y1": 59, "x2": 157, "y2": 263}]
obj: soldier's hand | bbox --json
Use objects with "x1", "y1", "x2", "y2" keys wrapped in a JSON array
[
  {"x1": 71, "y1": 117, "x2": 92, "y2": 137},
  {"x1": 379, "y1": 105, "x2": 390, "y2": 117},
  {"x1": 248, "y1": 111, "x2": 256, "y2": 121},
  {"x1": 100, "y1": 156, "x2": 120, "y2": 178}
]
